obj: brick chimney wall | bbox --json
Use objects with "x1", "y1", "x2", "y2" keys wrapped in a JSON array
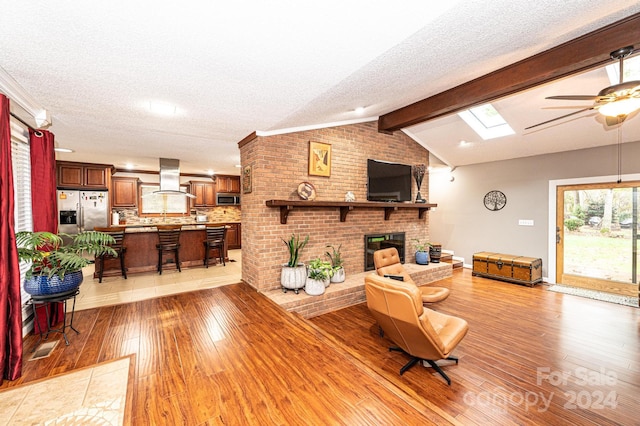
[{"x1": 239, "y1": 121, "x2": 431, "y2": 292}]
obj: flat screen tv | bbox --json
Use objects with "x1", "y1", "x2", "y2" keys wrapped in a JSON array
[{"x1": 367, "y1": 159, "x2": 412, "y2": 202}]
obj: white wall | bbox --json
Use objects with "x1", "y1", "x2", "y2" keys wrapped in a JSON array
[{"x1": 428, "y1": 140, "x2": 640, "y2": 279}]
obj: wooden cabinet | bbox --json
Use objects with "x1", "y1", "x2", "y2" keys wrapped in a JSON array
[
  {"x1": 111, "y1": 177, "x2": 139, "y2": 208},
  {"x1": 226, "y1": 223, "x2": 241, "y2": 249},
  {"x1": 190, "y1": 181, "x2": 216, "y2": 207},
  {"x1": 216, "y1": 175, "x2": 240, "y2": 193},
  {"x1": 57, "y1": 161, "x2": 111, "y2": 189}
]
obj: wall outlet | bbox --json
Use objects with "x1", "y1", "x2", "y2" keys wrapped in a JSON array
[{"x1": 518, "y1": 219, "x2": 534, "y2": 226}]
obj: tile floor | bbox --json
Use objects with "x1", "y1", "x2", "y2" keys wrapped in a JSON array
[
  {"x1": 75, "y1": 249, "x2": 242, "y2": 311},
  {"x1": 0, "y1": 357, "x2": 132, "y2": 425}
]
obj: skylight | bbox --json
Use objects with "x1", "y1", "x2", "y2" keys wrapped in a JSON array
[
  {"x1": 457, "y1": 103, "x2": 515, "y2": 140},
  {"x1": 606, "y1": 54, "x2": 640, "y2": 85}
]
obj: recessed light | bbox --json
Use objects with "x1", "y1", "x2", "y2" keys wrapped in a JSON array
[
  {"x1": 54, "y1": 147, "x2": 74, "y2": 153},
  {"x1": 125, "y1": 163, "x2": 135, "y2": 170},
  {"x1": 149, "y1": 101, "x2": 177, "y2": 116},
  {"x1": 354, "y1": 106, "x2": 365, "y2": 114},
  {"x1": 235, "y1": 164, "x2": 242, "y2": 168},
  {"x1": 207, "y1": 169, "x2": 214, "y2": 176}
]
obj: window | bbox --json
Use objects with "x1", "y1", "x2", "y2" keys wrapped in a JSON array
[
  {"x1": 140, "y1": 184, "x2": 189, "y2": 215},
  {"x1": 458, "y1": 103, "x2": 515, "y2": 140},
  {"x1": 606, "y1": 54, "x2": 640, "y2": 85},
  {"x1": 10, "y1": 119, "x2": 33, "y2": 335}
]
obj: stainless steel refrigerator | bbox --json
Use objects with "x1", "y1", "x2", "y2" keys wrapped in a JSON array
[{"x1": 57, "y1": 190, "x2": 109, "y2": 234}]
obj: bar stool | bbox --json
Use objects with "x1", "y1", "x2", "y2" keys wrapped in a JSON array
[
  {"x1": 203, "y1": 225, "x2": 227, "y2": 267},
  {"x1": 156, "y1": 224, "x2": 182, "y2": 274},
  {"x1": 94, "y1": 226, "x2": 127, "y2": 283}
]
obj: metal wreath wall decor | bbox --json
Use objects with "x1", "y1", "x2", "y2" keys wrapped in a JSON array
[{"x1": 484, "y1": 190, "x2": 507, "y2": 211}]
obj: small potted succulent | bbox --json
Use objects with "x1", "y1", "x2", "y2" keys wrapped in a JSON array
[
  {"x1": 412, "y1": 238, "x2": 431, "y2": 265},
  {"x1": 325, "y1": 244, "x2": 345, "y2": 283},
  {"x1": 305, "y1": 258, "x2": 334, "y2": 295},
  {"x1": 16, "y1": 230, "x2": 116, "y2": 295}
]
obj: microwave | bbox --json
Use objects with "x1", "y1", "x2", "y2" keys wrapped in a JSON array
[{"x1": 217, "y1": 193, "x2": 240, "y2": 205}]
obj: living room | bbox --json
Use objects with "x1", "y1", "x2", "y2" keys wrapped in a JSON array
[{"x1": 2, "y1": 3, "x2": 640, "y2": 424}]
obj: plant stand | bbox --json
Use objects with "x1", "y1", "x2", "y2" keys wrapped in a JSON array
[{"x1": 28, "y1": 288, "x2": 80, "y2": 350}]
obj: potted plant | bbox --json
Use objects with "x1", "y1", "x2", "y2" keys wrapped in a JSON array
[
  {"x1": 412, "y1": 239, "x2": 431, "y2": 265},
  {"x1": 280, "y1": 233, "x2": 309, "y2": 294},
  {"x1": 305, "y1": 258, "x2": 334, "y2": 295},
  {"x1": 16, "y1": 230, "x2": 117, "y2": 296},
  {"x1": 325, "y1": 244, "x2": 345, "y2": 283}
]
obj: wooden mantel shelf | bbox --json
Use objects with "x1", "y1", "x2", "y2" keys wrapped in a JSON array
[{"x1": 265, "y1": 200, "x2": 437, "y2": 224}]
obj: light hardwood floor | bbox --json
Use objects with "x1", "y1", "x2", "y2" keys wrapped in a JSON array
[{"x1": 3, "y1": 268, "x2": 638, "y2": 425}]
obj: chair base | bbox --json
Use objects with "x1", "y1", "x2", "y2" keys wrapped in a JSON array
[
  {"x1": 157, "y1": 249, "x2": 181, "y2": 275},
  {"x1": 204, "y1": 243, "x2": 225, "y2": 268},
  {"x1": 97, "y1": 252, "x2": 127, "y2": 283},
  {"x1": 389, "y1": 346, "x2": 458, "y2": 385}
]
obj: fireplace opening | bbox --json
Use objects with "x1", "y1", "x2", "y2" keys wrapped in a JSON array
[{"x1": 364, "y1": 232, "x2": 405, "y2": 271}]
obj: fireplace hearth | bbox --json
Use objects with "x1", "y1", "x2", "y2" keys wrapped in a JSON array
[{"x1": 364, "y1": 232, "x2": 405, "y2": 271}]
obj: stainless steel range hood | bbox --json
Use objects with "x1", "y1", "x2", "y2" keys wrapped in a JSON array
[{"x1": 152, "y1": 158, "x2": 196, "y2": 198}]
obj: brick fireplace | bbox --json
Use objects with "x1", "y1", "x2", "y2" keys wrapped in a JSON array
[{"x1": 238, "y1": 120, "x2": 432, "y2": 293}]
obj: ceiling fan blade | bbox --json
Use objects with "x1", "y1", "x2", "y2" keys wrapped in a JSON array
[
  {"x1": 524, "y1": 107, "x2": 593, "y2": 130},
  {"x1": 546, "y1": 95, "x2": 601, "y2": 101},
  {"x1": 605, "y1": 115, "x2": 627, "y2": 126}
]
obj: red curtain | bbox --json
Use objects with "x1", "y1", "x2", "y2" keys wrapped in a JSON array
[
  {"x1": 0, "y1": 94, "x2": 23, "y2": 383},
  {"x1": 29, "y1": 129, "x2": 58, "y2": 234},
  {"x1": 29, "y1": 129, "x2": 64, "y2": 328}
]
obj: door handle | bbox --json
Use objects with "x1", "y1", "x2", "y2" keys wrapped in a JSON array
[{"x1": 556, "y1": 226, "x2": 561, "y2": 244}]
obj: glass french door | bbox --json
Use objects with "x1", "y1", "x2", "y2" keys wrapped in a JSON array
[{"x1": 556, "y1": 182, "x2": 640, "y2": 299}]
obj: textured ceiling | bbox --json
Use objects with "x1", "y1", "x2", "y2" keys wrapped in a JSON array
[{"x1": 2, "y1": 1, "x2": 640, "y2": 175}]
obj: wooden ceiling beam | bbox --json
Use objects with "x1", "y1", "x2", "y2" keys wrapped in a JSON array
[{"x1": 378, "y1": 12, "x2": 640, "y2": 133}]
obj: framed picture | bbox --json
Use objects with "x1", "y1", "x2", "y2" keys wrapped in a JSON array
[
  {"x1": 308, "y1": 141, "x2": 331, "y2": 177},
  {"x1": 242, "y1": 165, "x2": 252, "y2": 194}
]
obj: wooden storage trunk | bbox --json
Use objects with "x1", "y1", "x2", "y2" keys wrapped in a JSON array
[{"x1": 472, "y1": 252, "x2": 542, "y2": 287}]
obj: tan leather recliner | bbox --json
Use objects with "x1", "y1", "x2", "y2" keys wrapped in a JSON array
[
  {"x1": 373, "y1": 247, "x2": 450, "y2": 303},
  {"x1": 364, "y1": 273, "x2": 469, "y2": 384}
]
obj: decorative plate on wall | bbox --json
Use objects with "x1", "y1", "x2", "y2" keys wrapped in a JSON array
[
  {"x1": 297, "y1": 182, "x2": 317, "y2": 201},
  {"x1": 484, "y1": 190, "x2": 507, "y2": 211}
]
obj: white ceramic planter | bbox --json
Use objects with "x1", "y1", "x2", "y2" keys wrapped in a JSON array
[
  {"x1": 281, "y1": 264, "x2": 307, "y2": 294},
  {"x1": 330, "y1": 267, "x2": 345, "y2": 283},
  {"x1": 305, "y1": 278, "x2": 326, "y2": 296}
]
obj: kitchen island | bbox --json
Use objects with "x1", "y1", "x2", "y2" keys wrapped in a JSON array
[{"x1": 94, "y1": 223, "x2": 239, "y2": 279}]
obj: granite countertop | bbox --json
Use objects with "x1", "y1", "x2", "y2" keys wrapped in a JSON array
[{"x1": 122, "y1": 222, "x2": 239, "y2": 233}]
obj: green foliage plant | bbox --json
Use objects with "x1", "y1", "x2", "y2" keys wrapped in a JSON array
[
  {"x1": 282, "y1": 233, "x2": 309, "y2": 267},
  {"x1": 564, "y1": 218, "x2": 584, "y2": 232},
  {"x1": 412, "y1": 238, "x2": 432, "y2": 252},
  {"x1": 325, "y1": 244, "x2": 343, "y2": 269},
  {"x1": 16, "y1": 231, "x2": 117, "y2": 279},
  {"x1": 308, "y1": 258, "x2": 334, "y2": 280}
]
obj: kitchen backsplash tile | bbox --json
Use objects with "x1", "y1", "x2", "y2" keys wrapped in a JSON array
[{"x1": 117, "y1": 206, "x2": 240, "y2": 225}]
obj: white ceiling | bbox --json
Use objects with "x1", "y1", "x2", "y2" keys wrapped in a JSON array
[{"x1": 2, "y1": 1, "x2": 640, "y2": 175}]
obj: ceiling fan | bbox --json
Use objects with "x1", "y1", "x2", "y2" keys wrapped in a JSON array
[{"x1": 525, "y1": 46, "x2": 640, "y2": 130}]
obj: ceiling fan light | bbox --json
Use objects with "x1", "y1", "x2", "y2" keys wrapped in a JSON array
[{"x1": 599, "y1": 98, "x2": 640, "y2": 117}]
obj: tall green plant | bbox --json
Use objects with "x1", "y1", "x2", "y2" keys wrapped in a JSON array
[
  {"x1": 325, "y1": 244, "x2": 343, "y2": 268},
  {"x1": 282, "y1": 234, "x2": 309, "y2": 267}
]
